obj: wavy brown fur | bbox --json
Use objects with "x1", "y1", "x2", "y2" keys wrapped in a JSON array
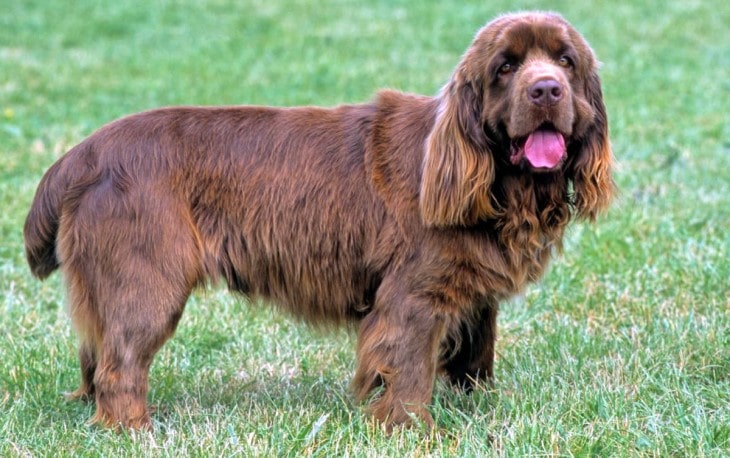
[{"x1": 23, "y1": 12, "x2": 613, "y2": 430}]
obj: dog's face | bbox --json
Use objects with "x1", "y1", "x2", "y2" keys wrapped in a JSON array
[
  {"x1": 421, "y1": 12, "x2": 613, "y2": 226},
  {"x1": 463, "y1": 12, "x2": 601, "y2": 171}
]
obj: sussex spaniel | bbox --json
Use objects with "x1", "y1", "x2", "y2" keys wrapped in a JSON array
[{"x1": 24, "y1": 12, "x2": 614, "y2": 430}]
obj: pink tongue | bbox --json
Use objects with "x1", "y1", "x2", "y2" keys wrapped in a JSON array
[{"x1": 524, "y1": 129, "x2": 565, "y2": 168}]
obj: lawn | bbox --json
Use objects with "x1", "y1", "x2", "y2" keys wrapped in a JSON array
[{"x1": 1, "y1": 0, "x2": 728, "y2": 456}]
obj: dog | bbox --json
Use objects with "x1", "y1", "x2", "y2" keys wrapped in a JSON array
[{"x1": 24, "y1": 11, "x2": 613, "y2": 429}]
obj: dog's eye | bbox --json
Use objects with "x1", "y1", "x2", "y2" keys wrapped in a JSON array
[
  {"x1": 498, "y1": 63, "x2": 513, "y2": 75},
  {"x1": 558, "y1": 56, "x2": 573, "y2": 68}
]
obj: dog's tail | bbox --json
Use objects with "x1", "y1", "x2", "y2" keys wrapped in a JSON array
[
  {"x1": 24, "y1": 141, "x2": 97, "y2": 279},
  {"x1": 24, "y1": 157, "x2": 68, "y2": 278}
]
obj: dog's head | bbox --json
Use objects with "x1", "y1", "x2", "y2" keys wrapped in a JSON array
[{"x1": 420, "y1": 12, "x2": 614, "y2": 227}]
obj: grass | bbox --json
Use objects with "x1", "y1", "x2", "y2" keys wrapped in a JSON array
[{"x1": 1, "y1": 0, "x2": 728, "y2": 455}]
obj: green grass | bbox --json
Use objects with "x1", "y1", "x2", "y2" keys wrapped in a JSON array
[{"x1": 1, "y1": 0, "x2": 728, "y2": 455}]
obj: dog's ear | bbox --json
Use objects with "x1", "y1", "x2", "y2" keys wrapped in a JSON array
[
  {"x1": 420, "y1": 73, "x2": 495, "y2": 227},
  {"x1": 570, "y1": 70, "x2": 615, "y2": 221}
]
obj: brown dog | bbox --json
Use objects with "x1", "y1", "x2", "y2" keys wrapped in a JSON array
[{"x1": 24, "y1": 12, "x2": 613, "y2": 430}]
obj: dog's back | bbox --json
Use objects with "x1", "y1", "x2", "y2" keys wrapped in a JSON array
[{"x1": 24, "y1": 102, "x2": 398, "y2": 323}]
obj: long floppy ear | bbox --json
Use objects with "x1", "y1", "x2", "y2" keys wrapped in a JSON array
[
  {"x1": 571, "y1": 70, "x2": 615, "y2": 221},
  {"x1": 420, "y1": 74, "x2": 495, "y2": 227}
]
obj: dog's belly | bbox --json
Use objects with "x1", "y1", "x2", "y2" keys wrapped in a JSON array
[
  {"x1": 215, "y1": 216, "x2": 381, "y2": 323},
  {"x1": 184, "y1": 156, "x2": 386, "y2": 324}
]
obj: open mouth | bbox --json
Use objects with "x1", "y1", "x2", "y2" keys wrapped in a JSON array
[{"x1": 510, "y1": 124, "x2": 567, "y2": 170}]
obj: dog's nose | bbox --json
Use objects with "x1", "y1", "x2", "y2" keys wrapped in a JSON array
[{"x1": 528, "y1": 79, "x2": 563, "y2": 107}]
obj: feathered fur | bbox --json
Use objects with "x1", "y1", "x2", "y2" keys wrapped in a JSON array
[{"x1": 24, "y1": 12, "x2": 613, "y2": 430}]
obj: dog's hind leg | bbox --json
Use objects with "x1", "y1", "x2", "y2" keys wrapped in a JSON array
[
  {"x1": 90, "y1": 284, "x2": 187, "y2": 430},
  {"x1": 59, "y1": 187, "x2": 204, "y2": 429},
  {"x1": 65, "y1": 339, "x2": 96, "y2": 401},
  {"x1": 58, "y1": 266, "x2": 98, "y2": 403}
]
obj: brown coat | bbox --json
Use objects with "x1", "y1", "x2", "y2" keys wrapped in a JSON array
[{"x1": 24, "y1": 12, "x2": 613, "y2": 430}]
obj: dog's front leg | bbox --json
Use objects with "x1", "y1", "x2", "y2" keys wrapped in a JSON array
[
  {"x1": 351, "y1": 278, "x2": 449, "y2": 430},
  {"x1": 441, "y1": 298, "x2": 499, "y2": 390}
]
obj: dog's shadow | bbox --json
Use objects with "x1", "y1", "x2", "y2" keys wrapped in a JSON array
[
  {"x1": 146, "y1": 321, "x2": 358, "y2": 426},
  {"x1": 147, "y1": 352, "x2": 497, "y2": 436}
]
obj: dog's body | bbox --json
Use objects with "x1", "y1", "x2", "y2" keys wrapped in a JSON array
[{"x1": 24, "y1": 12, "x2": 613, "y2": 429}]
